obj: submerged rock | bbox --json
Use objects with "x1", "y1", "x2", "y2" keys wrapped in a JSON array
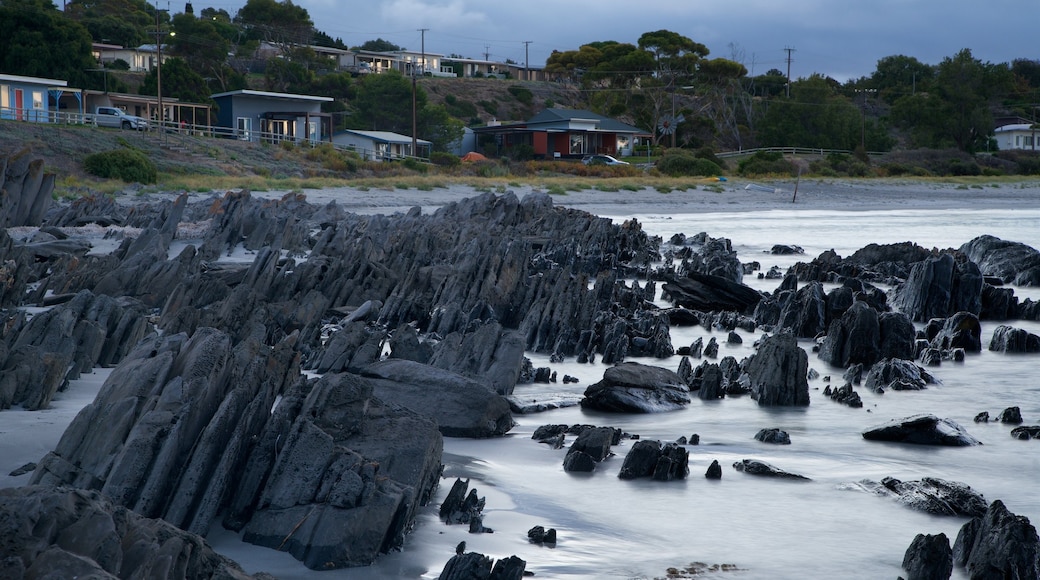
[
  {"x1": 853, "y1": 477, "x2": 987, "y2": 517},
  {"x1": 732, "y1": 459, "x2": 810, "y2": 480},
  {"x1": 862, "y1": 414, "x2": 981, "y2": 446}
]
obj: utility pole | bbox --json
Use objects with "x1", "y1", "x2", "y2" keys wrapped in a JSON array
[
  {"x1": 523, "y1": 41, "x2": 532, "y2": 80},
  {"x1": 155, "y1": 4, "x2": 164, "y2": 140},
  {"x1": 784, "y1": 46, "x2": 795, "y2": 98},
  {"x1": 413, "y1": 28, "x2": 428, "y2": 158}
]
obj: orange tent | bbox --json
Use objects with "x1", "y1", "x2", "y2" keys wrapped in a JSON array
[{"x1": 461, "y1": 151, "x2": 488, "y2": 162}]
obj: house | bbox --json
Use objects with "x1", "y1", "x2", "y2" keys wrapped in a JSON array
[
  {"x1": 92, "y1": 43, "x2": 169, "y2": 72},
  {"x1": 210, "y1": 89, "x2": 333, "y2": 143},
  {"x1": 471, "y1": 108, "x2": 649, "y2": 159},
  {"x1": 0, "y1": 73, "x2": 83, "y2": 123},
  {"x1": 994, "y1": 123, "x2": 1039, "y2": 151},
  {"x1": 331, "y1": 130, "x2": 430, "y2": 161}
]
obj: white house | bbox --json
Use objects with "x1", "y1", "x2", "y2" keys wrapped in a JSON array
[
  {"x1": 994, "y1": 123, "x2": 1039, "y2": 151},
  {"x1": 331, "y1": 130, "x2": 430, "y2": 161},
  {"x1": 92, "y1": 43, "x2": 169, "y2": 72}
]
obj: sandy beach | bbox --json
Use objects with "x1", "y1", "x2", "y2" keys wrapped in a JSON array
[{"x1": 233, "y1": 178, "x2": 1040, "y2": 217}]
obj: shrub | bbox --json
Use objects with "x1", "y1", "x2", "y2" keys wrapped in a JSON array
[
  {"x1": 83, "y1": 148, "x2": 157, "y2": 183},
  {"x1": 505, "y1": 143, "x2": 535, "y2": 161},
  {"x1": 507, "y1": 85, "x2": 534, "y2": 105},
  {"x1": 656, "y1": 150, "x2": 723, "y2": 177},
  {"x1": 694, "y1": 147, "x2": 725, "y2": 168},
  {"x1": 430, "y1": 151, "x2": 461, "y2": 167},
  {"x1": 401, "y1": 158, "x2": 428, "y2": 173},
  {"x1": 737, "y1": 151, "x2": 795, "y2": 176}
]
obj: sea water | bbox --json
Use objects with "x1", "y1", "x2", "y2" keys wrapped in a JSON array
[{"x1": 211, "y1": 207, "x2": 1040, "y2": 579}]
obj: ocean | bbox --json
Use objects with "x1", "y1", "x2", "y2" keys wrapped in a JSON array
[{"x1": 12, "y1": 204, "x2": 1039, "y2": 579}]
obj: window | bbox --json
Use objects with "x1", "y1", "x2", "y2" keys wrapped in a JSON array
[{"x1": 569, "y1": 133, "x2": 586, "y2": 155}]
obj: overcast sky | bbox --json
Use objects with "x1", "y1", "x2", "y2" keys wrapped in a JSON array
[{"x1": 196, "y1": 0, "x2": 1035, "y2": 81}]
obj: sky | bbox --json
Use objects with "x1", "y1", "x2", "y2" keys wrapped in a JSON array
[{"x1": 188, "y1": 0, "x2": 1036, "y2": 82}]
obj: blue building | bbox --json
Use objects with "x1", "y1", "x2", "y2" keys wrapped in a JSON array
[
  {"x1": 210, "y1": 89, "x2": 333, "y2": 143},
  {"x1": 0, "y1": 73, "x2": 83, "y2": 123}
]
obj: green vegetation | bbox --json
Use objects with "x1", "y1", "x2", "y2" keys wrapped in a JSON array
[{"x1": 83, "y1": 148, "x2": 158, "y2": 183}]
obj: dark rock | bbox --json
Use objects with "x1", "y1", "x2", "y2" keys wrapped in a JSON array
[
  {"x1": 864, "y1": 477, "x2": 988, "y2": 517},
  {"x1": 361, "y1": 359, "x2": 514, "y2": 438},
  {"x1": 863, "y1": 358, "x2": 937, "y2": 393},
  {"x1": 661, "y1": 272, "x2": 763, "y2": 313},
  {"x1": 618, "y1": 440, "x2": 689, "y2": 481},
  {"x1": 565, "y1": 426, "x2": 618, "y2": 466},
  {"x1": 0, "y1": 148, "x2": 54, "y2": 227},
  {"x1": 862, "y1": 414, "x2": 981, "y2": 446},
  {"x1": 731, "y1": 459, "x2": 810, "y2": 480},
  {"x1": 696, "y1": 362, "x2": 726, "y2": 400},
  {"x1": 7, "y1": 462, "x2": 36, "y2": 477},
  {"x1": 528, "y1": 525, "x2": 557, "y2": 546},
  {"x1": 980, "y1": 283, "x2": 1017, "y2": 320},
  {"x1": 988, "y1": 325, "x2": 1040, "y2": 353},
  {"x1": 997, "y1": 406, "x2": 1023, "y2": 424},
  {"x1": 1011, "y1": 426, "x2": 1040, "y2": 440},
  {"x1": 744, "y1": 333, "x2": 810, "y2": 406},
  {"x1": 754, "y1": 428, "x2": 791, "y2": 444},
  {"x1": 727, "y1": 330, "x2": 742, "y2": 344},
  {"x1": 929, "y1": 312, "x2": 982, "y2": 352},
  {"x1": 562, "y1": 450, "x2": 598, "y2": 472},
  {"x1": 878, "y1": 311, "x2": 918, "y2": 360},
  {"x1": 427, "y1": 322, "x2": 526, "y2": 395},
  {"x1": 974, "y1": 412, "x2": 990, "y2": 423},
  {"x1": 902, "y1": 533, "x2": 953, "y2": 580},
  {"x1": 823, "y1": 383, "x2": 863, "y2": 408},
  {"x1": 771, "y1": 244, "x2": 804, "y2": 255},
  {"x1": 581, "y1": 362, "x2": 691, "y2": 413},
  {"x1": 953, "y1": 499, "x2": 1040, "y2": 579},
  {"x1": 817, "y1": 301, "x2": 881, "y2": 367},
  {"x1": 440, "y1": 479, "x2": 488, "y2": 529},
  {"x1": 438, "y1": 552, "x2": 492, "y2": 580},
  {"x1": 703, "y1": 337, "x2": 719, "y2": 358},
  {"x1": 0, "y1": 485, "x2": 269, "y2": 580},
  {"x1": 705, "y1": 459, "x2": 722, "y2": 479},
  {"x1": 959, "y1": 234, "x2": 1040, "y2": 287},
  {"x1": 892, "y1": 254, "x2": 983, "y2": 322}
]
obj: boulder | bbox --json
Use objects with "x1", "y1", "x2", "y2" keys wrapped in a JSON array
[
  {"x1": 892, "y1": 254, "x2": 983, "y2": 322},
  {"x1": 863, "y1": 358, "x2": 937, "y2": 393},
  {"x1": 953, "y1": 499, "x2": 1040, "y2": 579},
  {"x1": 862, "y1": 414, "x2": 981, "y2": 446},
  {"x1": 0, "y1": 485, "x2": 270, "y2": 580},
  {"x1": 1011, "y1": 426, "x2": 1040, "y2": 440},
  {"x1": 754, "y1": 428, "x2": 791, "y2": 444},
  {"x1": 618, "y1": 440, "x2": 689, "y2": 481},
  {"x1": 988, "y1": 325, "x2": 1040, "y2": 353},
  {"x1": 563, "y1": 426, "x2": 619, "y2": 472},
  {"x1": 744, "y1": 333, "x2": 810, "y2": 406},
  {"x1": 959, "y1": 234, "x2": 1040, "y2": 287},
  {"x1": 928, "y1": 312, "x2": 983, "y2": 352},
  {"x1": 902, "y1": 533, "x2": 953, "y2": 580},
  {"x1": 705, "y1": 459, "x2": 723, "y2": 479},
  {"x1": 858, "y1": 477, "x2": 988, "y2": 517},
  {"x1": 528, "y1": 525, "x2": 557, "y2": 546},
  {"x1": 361, "y1": 359, "x2": 514, "y2": 438},
  {"x1": 731, "y1": 459, "x2": 810, "y2": 480},
  {"x1": 581, "y1": 362, "x2": 691, "y2": 413},
  {"x1": 438, "y1": 552, "x2": 526, "y2": 580},
  {"x1": 817, "y1": 301, "x2": 881, "y2": 367}
]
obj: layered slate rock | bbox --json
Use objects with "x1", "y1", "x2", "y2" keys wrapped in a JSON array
[
  {"x1": 862, "y1": 414, "x2": 981, "y2": 446},
  {"x1": 902, "y1": 533, "x2": 953, "y2": 580},
  {"x1": 563, "y1": 426, "x2": 621, "y2": 472},
  {"x1": 617, "y1": 440, "x2": 689, "y2": 481},
  {"x1": 361, "y1": 358, "x2": 514, "y2": 438},
  {"x1": 580, "y1": 362, "x2": 691, "y2": 413},
  {"x1": 438, "y1": 551, "x2": 527, "y2": 580},
  {"x1": 0, "y1": 485, "x2": 271, "y2": 580},
  {"x1": 732, "y1": 459, "x2": 810, "y2": 480},
  {"x1": 953, "y1": 499, "x2": 1040, "y2": 579},
  {"x1": 744, "y1": 333, "x2": 810, "y2": 406},
  {"x1": 661, "y1": 271, "x2": 763, "y2": 313},
  {"x1": 855, "y1": 477, "x2": 988, "y2": 516},
  {"x1": 988, "y1": 325, "x2": 1040, "y2": 353},
  {"x1": 0, "y1": 148, "x2": 54, "y2": 227},
  {"x1": 891, "y1": 254, "x2": 983, "y2": 322},
  {"x1": 236, "y1": 372, "x2": 443, "y2": 569},
  {"x1": 927, "y1": 311, "x2": 983, "y2": 352},
  {"x1": 0, "y1": 289, "x2": 150, "y2": 411},
  {"x1": 959, "y1": 234, "x2": 1040, "y2": 287},
  {"x1": 863, "y1": 358, "x2": 938, "y2": 393}
]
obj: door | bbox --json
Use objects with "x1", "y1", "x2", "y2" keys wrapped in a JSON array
[{"x1": 14, "y1": 89, "x2": 24, "y2": 121}]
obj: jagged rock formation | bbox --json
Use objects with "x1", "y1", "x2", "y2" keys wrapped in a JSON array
[
  {"x1": 0, "y1": 485, "x2": 273, "y2": 580},
  {"x1": 891, "y1": 254, "x2": 983, "y2": 322},
  {"x1": 988, "y1": 325, "x2": 1040, "y2": 353},
  {"x1": 744, "y1": 333, "x2": 810, "y2": 406},
  {"x1": 902, "y1": 532, "x2": 953, "y2": 580},
  {"x1": 0, "y1": 148, "x2": 54, "y2": 227},
  {"x1": 953, "y1": 499, "x2": 1040, "y2": 579},
  {"x1": 617, "y1": 440, "x2": 689, "y2": 480},
  {"x1": 863, "y1": 358, "x2": 938, "y2": 393},
  {"x1": 960, "y1": 234, "x2": 1040, "y2": 286}
]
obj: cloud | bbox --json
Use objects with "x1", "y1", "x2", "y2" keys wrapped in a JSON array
[{"x1": 378, "y1": 0, "x2": 489, "y2": 30}]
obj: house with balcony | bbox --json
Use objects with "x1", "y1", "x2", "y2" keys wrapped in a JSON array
[
  {"x1": 211, "y1": 89, "x2": 333, "y2": 143},
  {"x1": 472, "y1": 108, "x2": 648, "y2": 159}
]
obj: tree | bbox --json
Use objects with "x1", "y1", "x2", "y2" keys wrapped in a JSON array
[
  {"x1": 65, "y1": 0, "x2": 156, "y2": 48},
  {"x1": 348, "y1": 70, "x2": 424, "y2": 133},
  {"x1": 235, "y1": 0, "x2": 312, "y2": 47},
  {"x1": 637, "y1": 29, "x2": 708, "y2": 81},
  {"x1": 170, "y1": 12, "x2": 233, "y2": 90},
  {"x1": 139, "y1": 57, "x2": 213, "y2": 104},
  {"x1": 0, "y1": 0, "x2": 100, "y2": 89},
  {"x1": 356, "y1": 38, "x2": 401, "y2": 52},
  {"x1": 866, "y1": 54, "x2": 934, "y2": 104},
  {"x1": 418, "y1": 104, "x2": 465, "y2": 152}
]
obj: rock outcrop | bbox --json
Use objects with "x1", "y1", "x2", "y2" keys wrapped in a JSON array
[
  {"x1": 0, "y1": 148, "x2": 54, "y2": 228},
  {"x1": 988, "y1": 325, "x2": 1040, "y2": 353},
  {"x1": 959, "y1": 234, "x2": 1040, "y2": 287},
  {"x1": 581, "y1": 362, "x2": 691, "y2": 413},
  {"x1": 902, "y1": 532, "x2": 953, "y2": 580},
  {"x1": 854, "y1": 477, "x2": 987, "y2": 516},
  {"x1": 618, "y1": 440, "x2": 689, "y2": 481},
  {"x1": 891, "y1": 254, "x2": 983, "y2": 322},
  {"x1": 731, "y1": 459, "x2": 810, "y2": 480},
  {"x1": 862, "y1": 414, "x2": 981, "y2": 446},
  {"x1": 744, "y1": 333, "x2": 810, "y2": 406},
  {"x1": 0, "y1": 485, "x2": 272, "y2": 580},
  {"x1": 953, "y1": 499, "x2": 1040, "y2": 579}
]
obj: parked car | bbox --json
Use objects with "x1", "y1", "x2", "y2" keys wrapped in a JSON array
[
  {"x1": 92, "y1": 106, "x2": 149, "y2": 130},
  {"x1": 582, "y1": 154, "x2": 629, "y2": 166}
]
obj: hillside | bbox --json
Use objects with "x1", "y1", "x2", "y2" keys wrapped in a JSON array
[{"x1": 419, "y1": 77, "x2": 586, "y2": 125}]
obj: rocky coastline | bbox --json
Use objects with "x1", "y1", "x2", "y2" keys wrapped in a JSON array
[{"x1": 2, "y1": 151, "x2": 1040, "y2": 578}]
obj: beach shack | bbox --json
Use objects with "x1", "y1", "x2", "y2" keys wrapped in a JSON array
[
  {"x1": 472, "y1": 108, "x2": 647, "y2": 160},
  {"x1": 0, "y1": 73, "x2": 84, "y2": 123},
  {"x1": 210, "y1": 89, "x2": 333, "y2": 144}
]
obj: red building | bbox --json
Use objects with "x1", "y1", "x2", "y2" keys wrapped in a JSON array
[{"x1": 473, "y1": 108, "x2": 648, "y2": 160}]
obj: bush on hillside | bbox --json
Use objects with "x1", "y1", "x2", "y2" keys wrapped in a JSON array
[
  {"x1": 430, "y1": 151, "x2": 461, "y2": 167},
  {"x1": 656, "y1": 150, "x2": 723, "y2": 177},
  {"x1": 83, "y1": 148, "x2": 157, "y2": 183},
  {"x1": 737, "y1": 151, "x2": 795, "y2": 176}
]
